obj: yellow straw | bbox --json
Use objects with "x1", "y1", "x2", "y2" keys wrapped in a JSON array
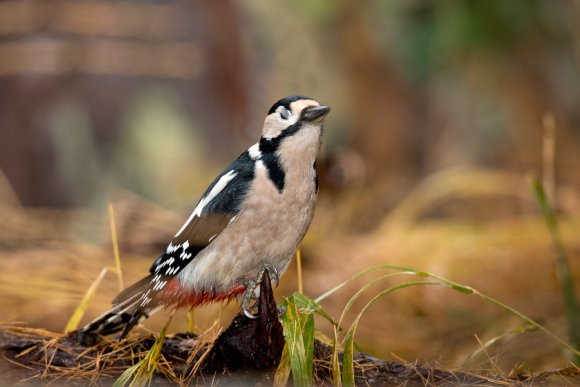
[
  {"x1": 296, "y1": 247, "x2": 303, "y2": 294},
  {"x1": 108, "y1": 202, "x2": 124, "y2": 291}
]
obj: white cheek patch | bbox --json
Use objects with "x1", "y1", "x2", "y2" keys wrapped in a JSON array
[
  {"x1": 174, "y1": 170, "x2": 238, "y2": 237},
  {"x1": 262, "y1": 106, "x2": 300, "y2": 139},
  {"x1": 262, "y1": 115, "x2": 288, "y2": 139}
]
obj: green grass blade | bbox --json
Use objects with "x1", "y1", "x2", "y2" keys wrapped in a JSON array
[
  {"x1": 338, "y1": 273, "x2": 404, "y2": 328},
  {"x1": 315, "y1": 264, "x2": 435, "y2": 304},
  {"x1": 64, "y1": 267, "x2": 108, "y2": 333},
  {"x1": 331, "y1": 325, "x2": 342, "y2": 386},
  {"x1": 313, "y1": 263, "x2": 579, "y2": 383},
  {"x1": 113, "y1": 314, "x2": 173, "y2": 387},
  {"x1": 342, "y1": 281, "x2": 439, "y2": 386},
  {"x1": 326, "y1": 265, "x2": 580, "y2": 359},
  {"x1": 324, "y1": 264, "x2": 580, "y2": 383},
  {"x1": 274, "y1": 343, "x2": 291, "y2": 386},
  {"x1": 279, "y1": 295, "x2": 305, "y2": 385},
  {"x1": 469, "y1": 282, "x2": 580, "y2": 357},
  {"x1": 315, "y1": 266, "x2": 391, "y2": 303},
  {"x1": 303, "y1": 312, "x2": 315, "y2": 379},
  {"x1": 342, "y1": 328, "x2": 354, "y2": 386},
  {"x1": 113, "y1": 364, "x2": 140, "y2": 387},
  {"x1": 280, "y1": 294, "x2": 314, "y2": 386},
  {"x1": 287, "y1": 291, "x2": 342, "y2": 384},
  {"x1": 531, "y1": 177, "x2": 579, "y2": 363},
  {"x1": 292, "y1": 292, "x2": 339, "y2": 329},
  {"x1": 397, "y1": 266, "x2": 580, "y2": 357}
]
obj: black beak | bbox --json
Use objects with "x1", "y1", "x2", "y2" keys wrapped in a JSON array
[{"x1": 302, "y1": 105, "x2": 330, "y2": 123}]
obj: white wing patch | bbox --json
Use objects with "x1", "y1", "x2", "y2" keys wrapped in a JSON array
[
  {"x1": 248, "y1": 143, "x2": 261, "y2": 159},
  {"x1": 174, "y1": 170, "x2": 238, "y2": 237}
]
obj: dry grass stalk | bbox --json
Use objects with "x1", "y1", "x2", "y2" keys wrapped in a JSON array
[
  {"x1": 64, "y1": 267, "x2": 109, "y2": 333},
  {"x1": 108, "y1": 202, "x2": 124, "y2": 292}
]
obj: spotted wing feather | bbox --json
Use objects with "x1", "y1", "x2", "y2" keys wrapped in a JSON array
[
  {"x1": 80, "y1": 151, "x2": 256, "y2": 337},
  {"x1": 140, "y1": 150, "x2": 256, "y2": 301}
]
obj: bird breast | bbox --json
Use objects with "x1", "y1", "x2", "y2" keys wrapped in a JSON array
[{"x1": 176, "y1": 153, "x2": 318, "y2": 294}]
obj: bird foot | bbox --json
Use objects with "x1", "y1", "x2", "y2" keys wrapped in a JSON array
[{"x1": 242, "y1": 263, "x2": 281, "y2": 319}]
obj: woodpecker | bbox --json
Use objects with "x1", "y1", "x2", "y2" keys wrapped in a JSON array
[{"x1": 81, "y1": 96, "x2": 330, "y2": 338}]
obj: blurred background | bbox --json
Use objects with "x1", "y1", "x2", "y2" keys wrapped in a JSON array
[{"x1": 2, "y1": 0, "x2": 580, "y2": 374}]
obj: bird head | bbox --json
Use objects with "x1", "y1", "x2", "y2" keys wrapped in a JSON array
[{"x1": 261, "y1": 96, "x2": 330, "y2": 142}]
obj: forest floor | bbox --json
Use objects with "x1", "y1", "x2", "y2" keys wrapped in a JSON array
[
  {"x1": 2, "y1": 326, "x2": 579, "y2": 386},
  {"x1": 1, "y1": 276, "x2": 579, "y2": 386}
]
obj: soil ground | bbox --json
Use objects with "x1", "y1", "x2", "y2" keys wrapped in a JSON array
[{"x1": 1, "y1": 276, "x2": 578, "y2": 386}]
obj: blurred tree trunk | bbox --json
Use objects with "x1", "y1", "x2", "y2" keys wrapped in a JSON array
[
  {"x1": 0, "y1": 0, "x2": 249, "y2": 207},
  {"x1": 0, "y1": 77, "x2": 67, "y2": 207},
  {"x1": 337, "y1": 0, "x2": 421, "y2": 182},
  {"x1": 190, "y1": 0, "x2": 249, "y2": 153}
]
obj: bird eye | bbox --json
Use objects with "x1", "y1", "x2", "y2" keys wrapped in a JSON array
[{"x1": 279, "y1": 108, "x2": 291, "y2": 120}]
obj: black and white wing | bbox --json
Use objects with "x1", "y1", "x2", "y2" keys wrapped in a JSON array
[
  {"x1": 81, "y1": 150, "x2": 256, "y2": 337},
  {"x1": 148, "y1": 150, "x2": 256, "y2": 278}
]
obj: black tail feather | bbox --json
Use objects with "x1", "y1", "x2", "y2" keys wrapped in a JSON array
[
  {"x1": 112, "y1": 275, "x2": 152, "y2": 305},
  {"x1": 78, "y1": 275, "x2": 159, "y2": 338}
]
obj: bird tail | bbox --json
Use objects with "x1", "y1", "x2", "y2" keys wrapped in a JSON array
[{"x1": 78, "y1": 276, "x2": 161, "y2": 339}]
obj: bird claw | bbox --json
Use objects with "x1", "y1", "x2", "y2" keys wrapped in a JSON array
[
  {"x1": 277, "y1": 305, "x2": 286, "y2": 317},
  {"x1": 243, "y1": 301, "x2": 285, "y2": 319},
  {"x1": 256, "y1": 263, "x2": 280, "y2": 288},
  {"x1": 243, "y1": 307, "x2": 259, "y2": 319},
  {"x1": 241, "y1": 263, "x2": 281, "y2": 319}
]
